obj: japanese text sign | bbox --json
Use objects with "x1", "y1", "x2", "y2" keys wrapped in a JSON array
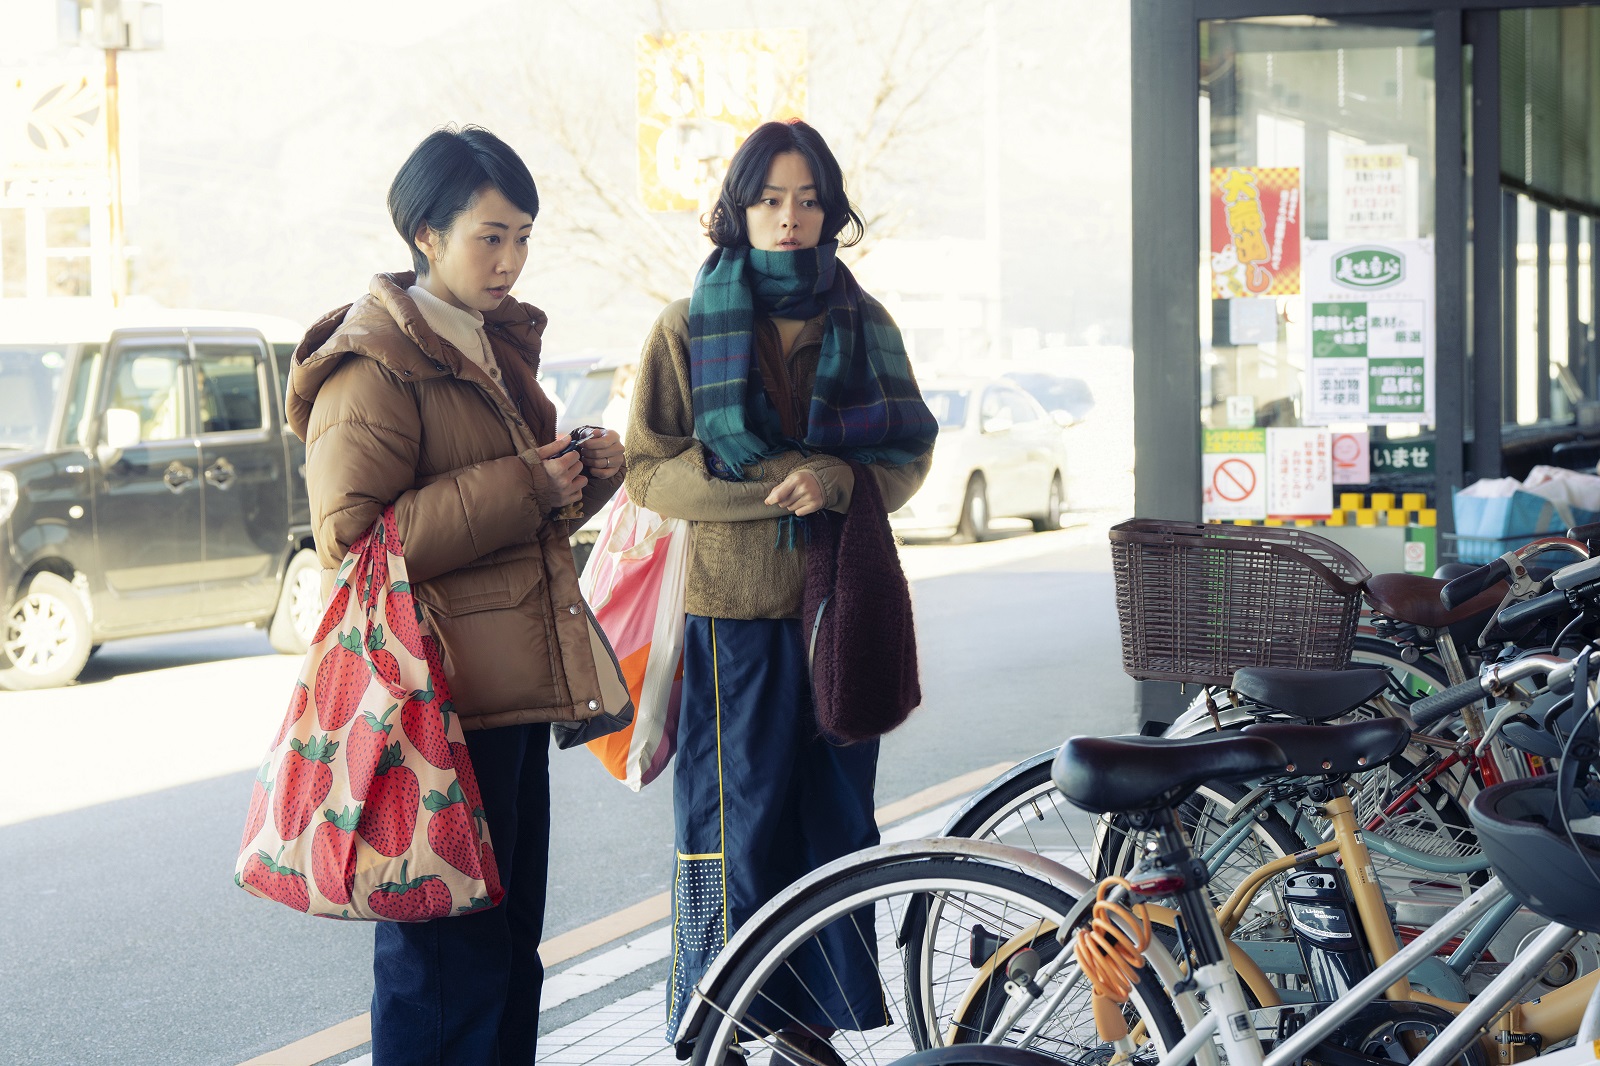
[
  {"x1": 1266, "y1": 427, "x2": 1333, "y2": 519},
  {"x1": 1371, "y1": 440, "x2": 1434, "y2": 474},
  {"x1": 636, "y1": 30, "x2": 807, "y2": 212},
  {"x1": 1303, "y1": 239, "x2": 1435, "y2": 426},
  {"x1": 1210, "y1": 167, "x2": 1301, "y2": 299},
  {"x1": 1334, "y1": 145, "x2": 1412, "y2": 241},
  {"x1": 1203, "y1": 428, "x2": 1267, "y2": 521}
]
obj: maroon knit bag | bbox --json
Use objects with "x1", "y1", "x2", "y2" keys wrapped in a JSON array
[{"x1": 801, "y1": 461, "x2": 922, "y2": 743}]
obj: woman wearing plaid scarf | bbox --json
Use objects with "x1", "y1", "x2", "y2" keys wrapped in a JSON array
[{"x1": 623, "y1": 120, "x2": 936, "y2": 1065}]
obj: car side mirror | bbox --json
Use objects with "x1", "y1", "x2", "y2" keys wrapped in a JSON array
[
  {"x1": 97, "y1": 407, "x2": 141, "y2": 464},
  {"x1": 1051, "y1": 410, "x2": 1076, "y2": 428},
  {"x1": 981, "y1": 413, "x2": 1013, "y2": 435}
]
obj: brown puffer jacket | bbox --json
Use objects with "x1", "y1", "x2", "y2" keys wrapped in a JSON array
[{"x1": 286, "y1": 272, "x2": 621, "y2": 731}]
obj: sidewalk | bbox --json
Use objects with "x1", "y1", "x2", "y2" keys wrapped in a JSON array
[{"x1": 324, "y1": 781, "x2": 1004, "y2": 1066}]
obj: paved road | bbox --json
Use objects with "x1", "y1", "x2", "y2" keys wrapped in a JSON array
[{"x1": 0, "y1": 521, "x2": 1137, "y2": 1065}]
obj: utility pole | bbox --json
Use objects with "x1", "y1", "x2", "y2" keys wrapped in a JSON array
[
  {"x1": 105, "y1": 43, "x2": 125, "y2": 306},
  {"x1": 983, "y1": 0, "x2": 1004, "y2": 362},
  {"x1": 61, "y1": 0, "x2": 162, "y2": 306}
]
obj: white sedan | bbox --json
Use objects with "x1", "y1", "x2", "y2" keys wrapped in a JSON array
[{"x1": 890, "y1": 376, "x2": 1070, "y2": 542}]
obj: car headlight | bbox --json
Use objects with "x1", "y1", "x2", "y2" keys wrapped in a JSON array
[{"x1": 0, "y1": 471, "x2": 17, "y2": 526}]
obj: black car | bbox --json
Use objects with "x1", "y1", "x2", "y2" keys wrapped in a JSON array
[{"x1": 0, "y1": 305, "x2": 320, "y2": 689}]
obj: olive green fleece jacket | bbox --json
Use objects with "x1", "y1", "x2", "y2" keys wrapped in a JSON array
[{"x1": 623, "y1": 298, "x2": 932, "y2": 620}]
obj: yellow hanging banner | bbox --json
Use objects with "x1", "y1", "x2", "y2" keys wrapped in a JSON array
[{"x1": 635, "y1": 30, "x2": 807, "y2": 213}]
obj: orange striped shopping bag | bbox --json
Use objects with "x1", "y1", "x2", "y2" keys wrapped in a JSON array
[{"x1": 579, "y1": 487, "x2": 688, "y2": 790}]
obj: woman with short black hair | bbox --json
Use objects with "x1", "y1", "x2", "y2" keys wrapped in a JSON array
[
  {"x1": 287, "y1": 125, "x2": 624, "y2": 1065},
  {"x1": 625, "y1": 119, "x2": 936, "y2": 1065}
]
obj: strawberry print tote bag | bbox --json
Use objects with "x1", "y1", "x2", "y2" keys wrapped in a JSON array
[{"x1": 235, "y1": 508, "x2": 504, "y2": 921}]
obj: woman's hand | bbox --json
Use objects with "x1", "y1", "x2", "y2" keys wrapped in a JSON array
[
  {"x1": 537, "y1": 436, "x2": 587, "y2": 508},
  {"x1": 578, "y1": 427, "x2": 624, "y2": 479},
  {"x1": 765, "y1": 470, "x2": 825, "y2": 516}
]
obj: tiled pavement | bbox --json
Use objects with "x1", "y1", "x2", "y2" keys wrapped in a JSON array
[{"x1": 333, "y1": 784, "x2": 1103, "y2": 1065}]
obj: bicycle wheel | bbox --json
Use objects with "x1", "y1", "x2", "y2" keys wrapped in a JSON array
[
  {"x1": 941, "y1": 752, "x2": 1099, "y2": 875},
  {"x1": 938, "y1": 757, "x2": 1303, "y2": 991},
  {"x1": 686, "y1": 855, "x2": 1186, "y2": 1066},
  {"x1": 890, "y1": 1047, "x2": 1088, "y2": 1064}
]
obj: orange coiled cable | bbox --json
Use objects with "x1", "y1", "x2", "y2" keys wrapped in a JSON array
[{"x1": 1074, "y1": 876, "x2": 1154, "y2": 1004}]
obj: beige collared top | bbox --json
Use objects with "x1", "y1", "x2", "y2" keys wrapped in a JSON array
[{"x1": 407, "y1": 283, "x2": 511, "y2": 398}]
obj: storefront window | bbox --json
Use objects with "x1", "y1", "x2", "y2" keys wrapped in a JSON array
[
  {"x1": 1200, "y1": 17, "x2": 1437, "y2": 438},
  {"x1": 0, "y1": 208, "x2": 25, "y2": 299},
  {"x1": 46, "y1": 256, "x2": 91, "y2": 297},
  {"x1": 44, "y1": 207, "x2": 91, "y2": 249}
]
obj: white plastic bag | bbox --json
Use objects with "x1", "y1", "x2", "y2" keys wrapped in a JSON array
[{"x1": 579, "y1": 488, "x2": 689, "y2": 790}]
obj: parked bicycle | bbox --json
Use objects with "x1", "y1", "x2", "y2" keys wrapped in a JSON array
[{"x1": 673, "y1": 644, "x2": 1600, "y2": 1065}]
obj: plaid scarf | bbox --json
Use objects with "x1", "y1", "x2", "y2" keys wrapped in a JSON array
[{"x1": 687, "y1": 242, "x2": 937, "y2": 477}]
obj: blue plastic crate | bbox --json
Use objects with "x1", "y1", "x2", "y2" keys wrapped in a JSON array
[{"x1": 1451, "y1": 488, "x2": 1597, "y2": 563}]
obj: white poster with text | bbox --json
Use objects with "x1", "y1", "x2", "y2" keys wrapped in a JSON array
[{"x1": 1303, "y1": 239, "x2": 1435, "y2": 427}]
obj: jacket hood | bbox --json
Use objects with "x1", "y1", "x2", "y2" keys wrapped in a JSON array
[{"x1": 285, "y1": 271, "x2": 547, "y2": 440}]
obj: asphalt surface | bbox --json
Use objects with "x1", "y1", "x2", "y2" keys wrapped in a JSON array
[{"x1": 0, "y1": 522, "x2": 1137, "y2": 1065}]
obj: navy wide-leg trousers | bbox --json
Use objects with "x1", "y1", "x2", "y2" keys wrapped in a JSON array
[
  {"x1": 371, "y1": 721, "x2": 550, "y2": 1066},
  {"x1": 666, "y1": 615, "x2": 884, "y2": 1042}
]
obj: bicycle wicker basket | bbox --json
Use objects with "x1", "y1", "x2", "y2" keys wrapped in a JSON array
[{"x1": 1109, "y1": 519, "x2": 1372, "y2": 685}]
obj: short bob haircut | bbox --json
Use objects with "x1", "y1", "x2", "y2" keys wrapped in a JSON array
[
  {"x1": 705, "y1": 119, "x2": 864, "y2": 250},
  {"x1": 388, "y1": 125, "x2": 540, "y2": 275}
]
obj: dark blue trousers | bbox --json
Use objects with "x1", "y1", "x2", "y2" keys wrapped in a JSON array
[
  {"x1": 371, "y1": 722, "x2": 550, "y2": 1066},
  {"x1": 666, "y1": 616, "x2": 884, "y2": 1041}
]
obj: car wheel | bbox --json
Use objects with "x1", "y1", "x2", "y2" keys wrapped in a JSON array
[
  {"x1": 0, "y1": 572, "x2": 93, "y2": 690},
  {"x1": 1031, "y1": 473, "x2": 1064, "y2": 532},
  {"x1": 953, "y1": 474, "x2": 989, "y2": 543},
  {"x1": 570, "y1": 529, "x2": 600, "y2": 576},
  {"x1": 269, "y1": 548, "x2": 323, "y2": 655}
]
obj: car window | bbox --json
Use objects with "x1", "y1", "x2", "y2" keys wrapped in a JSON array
[
  {"x1": 1007, "y1": 372, "x2": 1095, "y2": 417},
  {"x1": 559, "y1": 367, "x2": 618, "y2": 433},
  {"x1": 61, "y1": 343, "x2": 102, "y2": 447},
  {"x1": 108, "y1": 344, "x2": 187, "y2": 442},
  {"x1": 0, "y1": 345, "x2": 69, "y2": 451},
  {"x1": 921, "y1": 389, "x2": 969, "y2": 430},
  {"x1": 194, "y1": 342, "x2": 265, "y2": 433},
  {"x1": 539, "y1": 365, "x2": 594, "y2": 406},
  {"x1": 980, "y1": 389, "x2": 1005, "y2": 421},
  {"x1": 1003, "y1": 390, "x2": 1040, "y2": 423}
]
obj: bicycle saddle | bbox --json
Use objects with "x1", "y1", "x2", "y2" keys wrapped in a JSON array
[
  {"x1": 1363, "y1": 572, "x2": 1505, "y2": 630},
  {"x1": 1230, "y1": 665, "x2": 1389, "y2": 721},
  {"x1": 1240, "y1": 717, "x2": 1410, "y2": 777},
  {"x1": 1051, "y1": 733, "x2": 1287, "y2": 815}
]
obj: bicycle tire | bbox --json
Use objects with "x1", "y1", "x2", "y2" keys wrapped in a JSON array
[
  {"x1": 935, "y1": 757, "x2": 1304, "y2": 995},
  {"x1": 686, "y1": 855, "x2": 1186, "y2": 1066},
  {"x1": 890, "y1": 1046, "x2": 1091, "y2": 1064}
]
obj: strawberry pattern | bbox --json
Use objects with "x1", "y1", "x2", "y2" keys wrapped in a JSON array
[{"x1": 235, "y1": 508, "x2": 502, "y2": 921}]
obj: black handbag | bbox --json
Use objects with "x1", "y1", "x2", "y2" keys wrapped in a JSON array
[{"x1": 551, "y1": 602, "x2": 636, "y2": 749}]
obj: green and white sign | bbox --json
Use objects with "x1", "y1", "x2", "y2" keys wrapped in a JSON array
[{"x1": 1303, "y1": 239, "x2": 1434, "y2": 426}]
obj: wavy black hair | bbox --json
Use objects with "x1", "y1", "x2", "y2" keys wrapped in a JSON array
[
  {"x1": 388, "y1": 125, "x2": 540, "y2": 275},
  {"x1": 705, "y1": 119, "x2": 864, "y2": 249}
]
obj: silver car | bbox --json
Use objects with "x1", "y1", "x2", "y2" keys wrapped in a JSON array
[{"x1": 890, "y1": 375, "x2": 1070, "y2": 542}]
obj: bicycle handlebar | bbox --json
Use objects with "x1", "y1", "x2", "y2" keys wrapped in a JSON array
[
  {"x1": 1440, "y1": 558, "x2": 1510, "y2": 611},
  {"x1": 1494, "y1": 588, "x2": 1570, "y2": 633},
  {"x1": 1410, "y1": 652, "x2": 1576, "y2": 730},
  {"x1": 1439, "y1": 537, "x2": 1593, "y2": 611},
  {"x1": 1412, "y1": 678, "x2": 1493, "y2": 729}
]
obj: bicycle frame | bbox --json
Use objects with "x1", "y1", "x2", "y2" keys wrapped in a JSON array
[
  {"x1": 1077, "y1": 860, "x2": 1596, "y2": 1066},
  {"x1": 1137, "y1": 786, "x2": 1597, "y2": 1066}
]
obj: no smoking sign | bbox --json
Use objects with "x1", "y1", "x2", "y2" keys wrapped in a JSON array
[
  {"x1": 1212, "y1": 458, "x2": 1257, "y2": 502},
  {"x1": 1203, "y1": 429, "x2": 1267, "y2": 521}
]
